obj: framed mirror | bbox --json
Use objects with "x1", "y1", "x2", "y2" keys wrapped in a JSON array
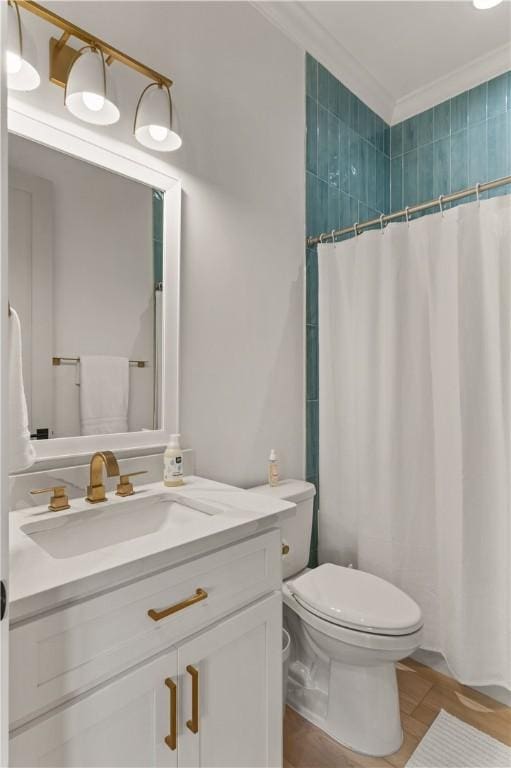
[{"x1": 7, "y1": 106, "x2": 181, "y2": 463}]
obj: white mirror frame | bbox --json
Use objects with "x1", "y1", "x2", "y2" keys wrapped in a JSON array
[{"x1": 7, "y1": 103, "x2": 181, "y2": 464}]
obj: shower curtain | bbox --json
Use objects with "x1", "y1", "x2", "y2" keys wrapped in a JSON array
[{"x1": 318, "y1": 195, "x2": 510, "y2": 689}]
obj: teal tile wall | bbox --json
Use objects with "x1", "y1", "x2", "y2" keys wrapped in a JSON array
[
  {"x1": 305, "y1": 54, "x2": 391, "y2": 566},
  {"x1": 306, "y1": 62, "x2": 511, "y2": 569},
  {"x1": 390, "y1": 72, "x2": 511, "y2": 213}
]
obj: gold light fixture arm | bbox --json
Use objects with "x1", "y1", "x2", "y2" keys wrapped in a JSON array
[
  {"x1": 55, "y1": 30, "x2": 70, "y2": 50},
  {"x1": 15, "y1": 0, "x2": 172, "y2": 87}
]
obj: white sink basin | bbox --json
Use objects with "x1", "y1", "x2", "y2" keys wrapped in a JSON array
[{"x1": 20, "y1": 493, "x2": 218, "y2": 559}]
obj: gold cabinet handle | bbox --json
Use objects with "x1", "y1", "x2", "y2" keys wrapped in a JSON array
[
  {"x1": 164, "y1": 678, "x2": 177, "y2": 751},
  {"x1": 186, "y1": 665, "x2": 199, "y2": 734},
  {"x1": 147, "y1": 588, "x2": 208, "y2": 622}
]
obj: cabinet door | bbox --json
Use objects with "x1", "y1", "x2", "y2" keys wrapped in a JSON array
[
  {"x1": 10, "y1": 650, "x2": 178, "y2": 768},
  {"x1": 177, "y1": 592, "x2": 282, "y2": 768}
]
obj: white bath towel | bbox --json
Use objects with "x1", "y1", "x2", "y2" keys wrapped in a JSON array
[
  {"x1": 9, "y1": 307, "x2": 36, "y2": 473},
  {"x1": 80, "y1": 355, "x2": 129, "y2": 435}
]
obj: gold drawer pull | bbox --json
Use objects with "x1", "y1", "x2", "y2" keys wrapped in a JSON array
[
  {"x1": 186, "y1": 665, "x2": 199, "y2": 734},
  {"x1": 164, "y1": 678, "x2": 177, "y2": 750},
  {"x1": 148, "y1": 588, "x2": 208, "y2": 622}
]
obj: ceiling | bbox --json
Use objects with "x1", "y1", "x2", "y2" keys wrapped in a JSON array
[{"x1": 256, "y1": 1, "x2": 511, "y2": 123}]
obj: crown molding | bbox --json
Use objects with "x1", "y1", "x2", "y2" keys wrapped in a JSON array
[
  {"x1": 391, "y1": 42, "x2": 511, "y2": 124},
  {"x1": 254, "y1": 2, "x2": 511, "y2": 128},
  {"x1": 252, "y1": 1, "x2": 395, "y2": 123}
]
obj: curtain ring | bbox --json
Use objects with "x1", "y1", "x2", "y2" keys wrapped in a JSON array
[
  {"x1": 475, "y1": 182, "x2": 481, "y2": 205},
  {"x1": 438, "y1": 194, "x2": 444, "y2": 217},
  {"x1": 353, "y1": 222, "x2": 359, "y2": 237},
  {"x1": 331, "y1": 229, "x2": 336, "y2": 243},
  {"x1": 405, "y1": 206, "x2": 410, "y2": 225},
  {"x1": 319, "y1": 233, "x2": 325, "y2": 243}
]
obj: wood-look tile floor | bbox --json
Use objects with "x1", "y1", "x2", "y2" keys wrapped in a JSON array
[{"x1": 283, "y1": 657, "x2": 511, "y2": 768}]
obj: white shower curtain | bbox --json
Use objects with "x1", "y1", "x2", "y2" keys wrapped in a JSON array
[{"x1": 318, "y1": 195, "x2": 510, "y2": 689}]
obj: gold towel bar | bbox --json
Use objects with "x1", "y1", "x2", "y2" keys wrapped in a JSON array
[{"x1": 53, "y1": 356, "x2": 147, "y2": 368}]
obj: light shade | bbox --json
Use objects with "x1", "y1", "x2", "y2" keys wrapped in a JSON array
[
  {"x1": 65, "y1": 47, "x2": 120, "y2": 125},
  {"x1": 6, "y1": 1, "x2": 40, "y2": 91},
  {"x1": 134, "y1": 83, "x2": 182, "y2": 152},
  {"x1": 473, "y1": 0, "x2": 503, "y2": 8}
]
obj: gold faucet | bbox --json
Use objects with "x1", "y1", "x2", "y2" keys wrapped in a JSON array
[{"x1": 86, "y1": 451, "x2": 120, "y2": 504}]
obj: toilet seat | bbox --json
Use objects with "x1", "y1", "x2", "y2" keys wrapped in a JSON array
[
  {"x1": 287, "y1": 563, "x2": 423, "y2": 636},
  {"x1": 283, "y1": 581, "x2": 423, "y2": 654}
]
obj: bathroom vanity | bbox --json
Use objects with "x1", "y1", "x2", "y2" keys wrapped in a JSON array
[
  {"x1": 5, "y1": 88, "x2": 291, "y2": 768},
  {"x1": 9, "y1": 475, "x2": 293, "y2": 767}
]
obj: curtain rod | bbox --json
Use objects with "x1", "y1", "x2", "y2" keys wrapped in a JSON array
[{"x1": 307, "y1": 174, "x2": 511, "y2": 247}]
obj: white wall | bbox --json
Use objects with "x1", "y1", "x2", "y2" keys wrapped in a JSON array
[
  {"x1": 9, "y1": 135, "x2": 155, "y2": 437},
  {"x1": 10, "y1": 2, "x2": 306, "y2": 486}
]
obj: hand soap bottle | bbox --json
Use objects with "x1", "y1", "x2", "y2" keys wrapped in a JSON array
[
  {"x1": 268, "y1": 448, "x2": 279, "y2": 487},
  {"x1": 164, "y1": 434, "x2": 184, "y2": 487}
]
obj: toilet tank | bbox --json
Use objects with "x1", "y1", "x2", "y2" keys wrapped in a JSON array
[{"x1": 248, "y1": 479, "x2": 316, "y2": 579}]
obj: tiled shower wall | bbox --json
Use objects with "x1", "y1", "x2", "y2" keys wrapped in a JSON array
[
  {"x1": 390, "y1": 71, "x2": 511, "y2": 212},
  {"x1": 305, "y1": 54, "x2": 391, "y2": 565},
  {"x1": 306, "y1": 60, "x2": 511, "y2": 567}
]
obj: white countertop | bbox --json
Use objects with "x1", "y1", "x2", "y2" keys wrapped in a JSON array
[{"x1": 9, "y1": 475, "x2": 295, "y2": 622}]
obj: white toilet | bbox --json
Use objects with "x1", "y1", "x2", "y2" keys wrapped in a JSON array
[{"x1": 250, "y1": 479, "x2": 423, "y2": 757}]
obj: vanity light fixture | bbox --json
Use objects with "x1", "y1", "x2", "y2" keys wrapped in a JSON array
[
  {"x1": 472, "y1": 0, "x2": 503, "y2": 8},
  {"x1": 8, "y1": 0, "x2": 182, "y2": 150},
  {"x1": 134, "y1": 83, "x2": 182, "y2": 152},
  {"x1": 6, "y1": 1, "x2": 40, "y2": 91},
  {"x1": 65, "y1": 47, "x2": 120, "y2": 126}
]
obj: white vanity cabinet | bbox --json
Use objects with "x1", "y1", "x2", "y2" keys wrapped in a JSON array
[
  {"x1": 9, "y1": 530, "x2": 283, "y2": 768},
  {"x1": 177, "y1": 593, "x2": 282, "y2": 768},
  {"x1": 10, "y1": 650, "x2": 179, "y2": 768}
]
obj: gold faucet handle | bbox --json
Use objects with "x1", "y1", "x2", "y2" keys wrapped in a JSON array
[
  {"x1": 116, "y1": 471, "x2": 147, "y2": 497},
  {"x1": 31, "y1": 486, "x2": 70, "y2": 512}
]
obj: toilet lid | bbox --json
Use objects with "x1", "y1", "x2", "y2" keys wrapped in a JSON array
[{"x1": 288, "y1": 563, "x2": 423, "y2": 636}]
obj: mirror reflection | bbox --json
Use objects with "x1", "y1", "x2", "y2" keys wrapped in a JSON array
[{"x1": 8, "y1": 134, "x2": 163, "y2": 439}]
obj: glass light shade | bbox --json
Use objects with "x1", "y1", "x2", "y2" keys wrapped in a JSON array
[
  {"x1": 6, "y1": 2, "x2": 40, "y2": 91},
  {"x1": 65, "y1": 49, "x2": 120, "y2": 126},
  {"x1": 134, "y1": 84, "x2": 182, "y2": 152},
  {"x1": 473, "y1": 0, "x2": 503, "y2": 8}
]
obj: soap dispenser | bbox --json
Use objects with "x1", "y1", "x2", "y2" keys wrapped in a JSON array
[
  {"x1": 164, "y1": 434, "x2": 184, "y2": 487},
  {"x1": 268, "y1": 448, "x2": 279, "y2": 487}
]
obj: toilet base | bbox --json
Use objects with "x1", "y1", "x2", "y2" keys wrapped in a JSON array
[
  {"x1": 326, "y1": 659, "x2": 403, "y2": 756},
  {"x1": 287, "y1": 659, "x2": 404, "y2": 757},
  {"x1": 287, "y1": 701, "x2": 404, "y2": 759}
]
